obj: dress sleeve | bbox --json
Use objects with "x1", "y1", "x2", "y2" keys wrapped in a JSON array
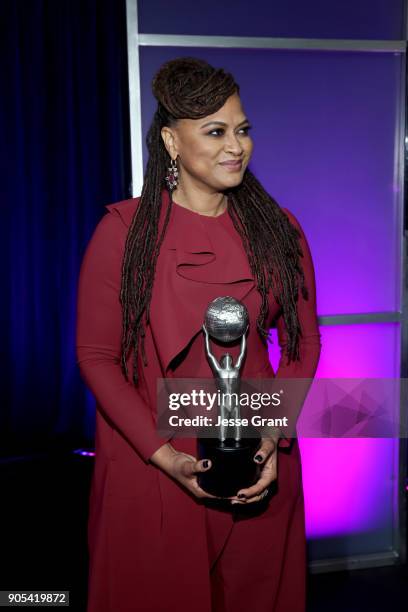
[
  {"x1": 272, "y1": 208, "x2": 322, "y2": 447},
  {"x1": 76, "y1": 210, "x2": 171, "y2": 464}
]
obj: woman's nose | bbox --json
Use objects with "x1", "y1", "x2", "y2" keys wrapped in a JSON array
[{"x1": 224, "y1": 133, "x2": 244, "y2": 155}]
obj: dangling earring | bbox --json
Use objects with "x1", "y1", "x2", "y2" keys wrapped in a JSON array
[{"x1": 165, "y1": 158, "x2": 178, "y2": 191}]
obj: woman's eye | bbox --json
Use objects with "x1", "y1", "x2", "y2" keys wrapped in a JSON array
[
  {"x1": 208, "y1": 128, "x2": 224, "y2": 136},
  {"x1": 208, "y1": 125, "x2": 252, "y2": 137}
]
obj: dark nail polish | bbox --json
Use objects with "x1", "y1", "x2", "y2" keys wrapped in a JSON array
[
  {"x1": 238, "y1": 493, "x2": 246, "y2": 499},
  {"x1": 203, "y1": 460, "x2": 209, "y2": 468},
  {"x1": 255, "y1": 454, "x2": 263, "y2": 462}
]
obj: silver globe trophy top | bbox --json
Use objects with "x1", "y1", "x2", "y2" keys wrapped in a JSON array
[{"x1": 204, "y1": 296, "x2": 249, "y2": 343}]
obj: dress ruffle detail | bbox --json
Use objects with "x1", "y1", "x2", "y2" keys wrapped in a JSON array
[
  {"x1": 105, "y1": 190, "x2": 257, "y2": 373},
  {"x1": 153, "y1": 190, "x2": 257, "y2": 372}
]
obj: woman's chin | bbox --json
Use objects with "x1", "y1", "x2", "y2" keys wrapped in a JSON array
[{"x1": 217, "y1": 175, "x2": 245, "y2": 190}]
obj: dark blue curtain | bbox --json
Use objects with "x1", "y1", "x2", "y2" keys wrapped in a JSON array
[{"x1": 0, "y1": 0, "x2": 131, "y2": 456}]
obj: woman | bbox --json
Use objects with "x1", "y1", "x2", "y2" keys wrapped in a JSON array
[{"x1": 76, "y1": 57, "x2": 321, "y2": 612}]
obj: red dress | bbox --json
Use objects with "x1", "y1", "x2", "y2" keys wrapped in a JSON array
[{"x1": 76, "y1": 188, "x2": 321, "y2": 612}]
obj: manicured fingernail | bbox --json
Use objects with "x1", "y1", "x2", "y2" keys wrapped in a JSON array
[
  {"x1": 255, "y1": 454, "x2": 263, "y2": 462},
  {"x1": 237, "y1": 493, "x2": 246, "y2": 499},
  {"x1": 203, "y1": 460, "x2": 209, "y2": 468}
]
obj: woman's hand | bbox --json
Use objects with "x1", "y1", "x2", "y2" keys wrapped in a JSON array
[
  {"x1": 231, "y1": 434, "x2": 279, "y2": 505},
  {"x1": 149, "y1": 443, "x2": 222, "y2": 500},
  {"x1": 168, "y1": 450, "x2": 226, "y2": 499}
]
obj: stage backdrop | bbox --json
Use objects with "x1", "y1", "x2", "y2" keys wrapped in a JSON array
[
  {"x1": 1, "y1": 0, "x2": 132, "y2": 454},
  {"x1": 129, "y1": 0, "x2": 407, "y2": 568}
]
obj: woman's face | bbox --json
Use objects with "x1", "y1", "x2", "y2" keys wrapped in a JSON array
[{"x1": 161, "y1": 92, "x2": 253, "y2": 192}]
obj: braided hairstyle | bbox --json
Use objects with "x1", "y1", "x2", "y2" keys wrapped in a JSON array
[{"x1": 120, "y1": 57, "x2": 308, "y2": 386}]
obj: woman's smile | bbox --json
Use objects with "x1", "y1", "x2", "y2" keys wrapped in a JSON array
[{"x1": 219, "y1": 159, "x2": 243, "y2": 171}]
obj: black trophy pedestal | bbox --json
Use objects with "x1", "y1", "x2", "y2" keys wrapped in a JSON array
[{"x1": 197, "y1": 433, "x2": 262, "y2": 498}]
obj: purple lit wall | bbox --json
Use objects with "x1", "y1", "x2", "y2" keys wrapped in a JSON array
[
  {"x1": 269, "y1": 324, "x2": 400, "y2": 557},
  {"x1": 140, "y1": 47, "x2": 403, "y2": 315},
  {"x1": 133, "y1": 0, "x2": 405, "y2": 562},
  {"x1": 138, "y1": 0, "x2": 404, "y2": 39}
]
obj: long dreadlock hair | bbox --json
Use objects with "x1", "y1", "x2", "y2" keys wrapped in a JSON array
[{"x1": 120, "y1": 57, "x2": 308, "y2": 387}]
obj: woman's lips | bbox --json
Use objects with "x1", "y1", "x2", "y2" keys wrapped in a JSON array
[{"x1": 219, "y1": 160, "x2": 243, "y2": 171}]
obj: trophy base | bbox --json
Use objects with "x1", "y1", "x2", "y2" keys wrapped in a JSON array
[{"x1": 197, "y1": 434, "x2": 262, "y2": 498}]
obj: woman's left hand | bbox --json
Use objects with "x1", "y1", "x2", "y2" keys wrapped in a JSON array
[{"x1": 230, "y1": 434, "x2": 279, "y2": 505}]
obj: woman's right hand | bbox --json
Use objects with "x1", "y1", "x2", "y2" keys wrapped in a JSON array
[
  {"x1": 169, "y1": 450, "x2": 222, "y2": 499},
  {"x1": 149, "y1": 442, "x2": 222, "y2": 500}
]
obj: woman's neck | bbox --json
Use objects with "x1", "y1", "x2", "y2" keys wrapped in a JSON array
[{"x1": 172, "y1": 186, "x2": 227, "y2": 218}]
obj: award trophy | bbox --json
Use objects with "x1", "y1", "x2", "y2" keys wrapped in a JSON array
[{"x1": 197, "y1": 296, "x2": 262, "y2": 497}]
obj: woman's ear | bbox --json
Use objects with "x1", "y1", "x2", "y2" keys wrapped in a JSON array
[{"x1": 161, "y1": 126, "x2": 177, "y2": 159}]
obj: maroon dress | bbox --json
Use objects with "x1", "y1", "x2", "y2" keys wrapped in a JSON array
[{"x1": 76, "y1": 188, "x2": 321, "y2": 612}]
